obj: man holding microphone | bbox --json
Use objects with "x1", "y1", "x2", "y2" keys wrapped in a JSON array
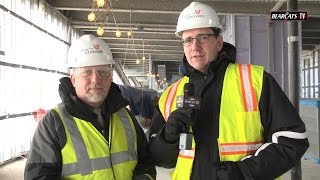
[{"x1": 149, "y1": 2, "x2": 308, "y2": 180}]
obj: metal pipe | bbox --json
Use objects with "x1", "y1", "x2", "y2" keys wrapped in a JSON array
[
  {"x1": 54, "y1": 7, "x2": 180, "y2": 14},
  {"x1": 149, "y1": 54, "x2": 153, "y2": 88},
  {"x1": 271, "y1": 1, "x2": 285, "y2": 12},
  {"x1": 110, "y1": 47, "x2": 183, "y2": 53},
  {"x1": 53, "y1": 6, "x2": 299, "y2": 16},
  {"x1": 73, "y1": 25, "x2": 176, "y2": 32},
  {"x1": 114, "y1": 58, "x2": 180, "y2": 62},
  {"x1": 71, "y1": 21, "x2": 176, "y2": 28},
  {"x1": 287, "y1": 0, "x2": 302, "y2": 179},
  {"x1": 84, "y1": 29, "x2": 175, "y2": 35},
  {"x1": 100, "y1": 36, "x2": 181, "y2": 42},
  {"x1": 114, "y1": 61, "x2": 130, "y2": 85},
  {"x1": 109, "y1": 43, "x2": 182, "y2": 48}
]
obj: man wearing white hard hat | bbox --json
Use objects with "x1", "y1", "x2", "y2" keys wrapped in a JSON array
[
  {"x1": 25, "y1": 34, "x2": 156, "y2": 180},
  {"x1": 149, "y1": 2, "x2": 308, "y2": 180}
]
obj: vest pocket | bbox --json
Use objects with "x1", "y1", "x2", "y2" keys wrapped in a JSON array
[
  {"x1": 235, "y1": 111, "x2": 263, "y2": 141},
  {"x1": 218, "y1": 111, "x2": 264, "y2": 161}
]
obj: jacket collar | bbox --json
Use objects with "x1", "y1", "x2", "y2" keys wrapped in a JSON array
[{"x1": 58, "y1": 77, "x2": 129, "y2": 120}]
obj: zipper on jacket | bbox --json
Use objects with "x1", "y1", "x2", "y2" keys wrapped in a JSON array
[{"x1": 197, "y1": 76, "x2": 208, "y2": 96}]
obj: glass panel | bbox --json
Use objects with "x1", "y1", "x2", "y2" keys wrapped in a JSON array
[
  {"x1": 0, "y1": 0, "x2": 81, "y2": 164},
  {"x1": 310, "y1": 68, "x2": 314, "y2": 86},
  {"x1": 301, "y1": 69, "x2": 305, "y2": 88},
  {"x1": 310, "y1": 87, "x2": 314, "y2": 98},
  {"x1": 305, "y1": 69, "x2": 309, "y2": 87}
]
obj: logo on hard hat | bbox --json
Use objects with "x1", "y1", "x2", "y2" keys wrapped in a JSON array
[
  {"x1": 195, "y1": 9, "x2": 202, "y2": 14},
  {"x1": 93, "y1": 43, "x2": 100, "y2": 50},
  {"x1": 184, "y1": 9, "x2": 204, "y2": 20},
  {"x1": 82, "y1": 45, "x2": 103, "y2": 55}
]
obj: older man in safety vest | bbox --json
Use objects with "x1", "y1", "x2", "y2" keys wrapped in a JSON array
[{"x1": 25, "y1": 34, "x2": 156, "y2": 180}]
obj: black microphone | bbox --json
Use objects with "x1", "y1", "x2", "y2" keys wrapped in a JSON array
[
  {"x1": 176, "y1": 83, "x2": 201, "y2": 109},
  {"x1": 176, "y1": 83, "x2": 201, "y2": 150}
]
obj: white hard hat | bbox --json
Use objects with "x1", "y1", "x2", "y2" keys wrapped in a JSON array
[
  {"x1": 67, "y1": 34, "x2": 115, "y2": 68},
  {"x1": 175, "y1": 2, "x2": 223, "y2": 37}
]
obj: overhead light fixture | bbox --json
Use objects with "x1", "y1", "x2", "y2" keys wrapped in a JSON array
[
  {"x1": 115, "y1": 29, "x2": 121, "y2": 37},
  {"x1": 142, "y1": 39, "x2": 145, "y2": 60},
  {"x1": 97, "y1": 26, "x2": 105, "y2": 36},
  {"x1": 96, "y1": 0, "x2": 105, "y2": 8},
  {"x1": 127, "y1": 30, "x2": 132, "y2": 37},
  {"x1": 136, "y1": 59, "x2": 140, "y2": 64},
  {"x1": 127, "y1": 10, "x2": 133, "y2": 37},
  {"x1": 87, "y1": 0, "x2": 120, "y2": 37},
  {"x1": 88, "y1": 11, "x2": 96, "y2": 22}
]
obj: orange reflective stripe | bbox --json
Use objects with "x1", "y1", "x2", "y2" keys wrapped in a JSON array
[
  {"x1": 238, "y1": 65, "x2": 248, "y2": 111},
  {"x1": 247, "y1": 64, "x2": 258, "y2": 111},
  {"x1": 238, "y1": 64, "x2": 258, "y2": 112},
  {"x1": 178, "y1": 148, "x2": 195, "y2": 159},
  {"x1": 220, "y1": 141, "x2": 263, "y2": 155},
  {"x1": 164, "y1": 78, "x2": 183, "y2": 121}
]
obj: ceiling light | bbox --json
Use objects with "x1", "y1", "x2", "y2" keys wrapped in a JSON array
[
  {"x1": 88, "y1": 11, "x2": 96, "y2": 22},
  {"x1": 127, "y1": 10, "x2": 133, "y2": 37},
  {"x1": 97, "y1": 26, "x2": 105, "y2": 36},
  {"x1": 127, "y1": 30, "x2": 132, "y2": 37},
  {"x1": 142, "y1": 40, "x2": 145, "y2": 60},
  {"x1": 136, "y1": 59, "x2": 140, "y2": 64},
  {"x1": 88, "y1": 0, "x2": 119, "y2": 37},
  {"x1": 96, "y1": 0, "x2": 105, "y2": 8},
  {"x1": 116, "y1": 29, "x2": 121, "y2": 37}
]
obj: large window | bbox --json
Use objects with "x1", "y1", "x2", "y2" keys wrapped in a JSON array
[
  {"x1": 301, "y1": 50, "x2": 320, "y2": 99},
  {"x1": 0, "y1": 0, "x2": 81, "y2": 164},
  {"x1": 0, "y1": 0, "x2": 131, "y2": 164}
]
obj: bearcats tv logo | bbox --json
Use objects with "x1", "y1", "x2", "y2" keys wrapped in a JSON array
[{"x1": 271, "y1": 11, "x2": 308, "y2": 21}]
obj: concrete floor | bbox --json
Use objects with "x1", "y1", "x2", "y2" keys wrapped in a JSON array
[
  {"x1": 0, "y1": 157, "x2": 25, "y2": 180},
  {"x1": 0, "y1": 157, "x2": 319, "y2": 179},
  {"x1": 156, "y1": 158, "x2": 320, "y2": 180}
]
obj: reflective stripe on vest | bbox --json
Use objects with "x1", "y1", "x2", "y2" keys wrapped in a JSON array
[
  {"x1": 178, "y1": 147, "x2": 195, "y2": 159},
  {"x1": 159, "y1": 77, "x2": 189, "y2": 121},
  {"x1": 238, "y1": 64, "x2": 258, "y2": 112},
  {"x1": 219, "y1": 64, "x2": 263, "y2": 158},
  {"x1": 220, "y1": 141, "x2": 263, "y2": 156},
  {"x1": 56, "y1": 104, "x2": 137, "y2": 179},
  {"x1": 159, "y1": 64, "x2": 266, "y2": 180}
]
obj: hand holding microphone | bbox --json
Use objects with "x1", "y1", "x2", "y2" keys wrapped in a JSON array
[
  {"x1": 164, "y1": 108, "x2": 194, "y2": 143},
  {"x1": 164, "y1": 83, "x2": 201, "y2": 149},
  {"x1": 176, "y1": 83, "x2": 201, "y2": 110}
]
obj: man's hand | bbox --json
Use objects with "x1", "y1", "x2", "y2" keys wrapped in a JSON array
[
  {"x1": 216, "y1": 161, "x2": 244, "y2": 180},
  {"x1": 164, "y1": 108, "x2": 194, "y2": 142}
]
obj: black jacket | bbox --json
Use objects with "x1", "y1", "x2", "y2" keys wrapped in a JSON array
[
  {"x1": 149, "y1": 42, "x2": 309, "y2": 180},
  {"x1": 24, "y1": 77, "x2": 156, "y2": 180}
]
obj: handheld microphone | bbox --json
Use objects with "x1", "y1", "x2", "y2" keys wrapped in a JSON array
[
  {"x1": 177, "y1": 83, "x2": 201, "y2": 150},
  {"x1": 176, "y1": 83, "x2": 201, "y2": 110}
]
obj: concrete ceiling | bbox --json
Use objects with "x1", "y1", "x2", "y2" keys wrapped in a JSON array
[{"x1": 44, "y1": 0, "x2": 320, "y2": 85}]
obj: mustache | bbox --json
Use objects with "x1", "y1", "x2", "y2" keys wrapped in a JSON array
[{"x1": 88, "y1": 84, "x2": 105, "y2": 89}]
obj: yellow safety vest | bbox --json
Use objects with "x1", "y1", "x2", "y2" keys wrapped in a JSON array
[
  {"x1": 55, "y1": 104, "x2": 138, "y2": 180},
  {"x1": 159, "y1": 64, "x2": 280, "y2": 180}
]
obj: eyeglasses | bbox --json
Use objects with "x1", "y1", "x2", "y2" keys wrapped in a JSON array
[
  {"x1": 76, "y1": 66, "x2": 113, "y2": 79},
  {"x1": 182, "y1": 34, "x2": 215, "y2": 47}
]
